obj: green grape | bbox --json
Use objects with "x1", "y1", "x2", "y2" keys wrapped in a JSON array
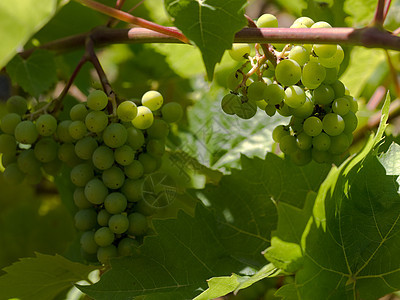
[
  {"x1": 128, "y1": 212, "x2": 148, "y2": 236},
  {"x1": 18, "y1": 150, "x2": 41, "y2": 174},
  {"x1": 2, "y1": 153, "x2": 16, "y2": 168},
  {"x1": 6, "y1": 96, "x2": 28, "y2": 115},
  {"x1": 311, "y1": 21, "x2": 332, "y2": 28},
  {"x1": 301, "y1": 61, "x2": 326, "y2": 89},
  {"x1": 70, "y1": 103, "x2": 88, "y2": 121},
  {"x1": 80, "y1": 231, "x2": 98, "y2": 254},
  {"x1": 75, "y1": 136, "x2": 98, "y2": 160},
  {"x1": 25, "y1": 168, "x2": 43, "y2": 185},
  {"x1": 277, "y1": 102, "x2": 291, "y2": 117},
  {"x1": 313, "y1": 84, "x2": 335, "y2": 105},
  {"x1": 279, "y1": 135, "x2": 297, "y2": 154},
  {"x1": 290, "y1": 23, "x2": 307, "y2": 28},
  {"x1": 296, "y1": 132, "x2": 312, "y2": 150},
  {"x1": 3, "y1": 163, "x2": 25, "y2": 184},
  {"x1": 117, "y1": 100, "x2": 138, "y2": 122},
  {"x1": 226, "y1": 71, "x2": 243, "y2": 90},
  {"x1": 14, "y1": 120, "x2": 39, "y2": 144},
  {"x1": 256, "y1": 99, "x2": 268, "y2": 110},
  {"x1": 264, "y1": 83, "x2": 285, "y2": 105},
  {"x1": 234, "y1": 98, "x2": 257, "y2": 119},
  {"x1": 292, "y1": 17, "x2": 314, "y2": 28},
  {"x1": 97, "y1": 245, "x2": 117, "y2": 264},
  {"x1": 332, "y1": 97, "x2": 351, "y2": 116},
  {"x1": 284, "y1": 85, "x2": 306, "y2": 108},
  {"x1": 264, "y1": 104, "x2": 277, "y2": 116},
  {"x1": 121, "y1": 179, "x2": 143, "y2": 202},
  {"x1": 68, "y1": 120, "x2": 87, "y2": 140},
  {"x1": 84, "y1": 178, "x2": 109, "y2": 204},
  {"x1": 56, "y1": 120, "x2": 75, "y2": 143},
  {"x1": 0, "y1": 134, "x2": 17, "y2": 155},
  {"x1": 94, "y1": 227, "x2": 114, "y2": 247},
  {"x1": 87, "y1": 90, "x2": 108, "y2": 111},
  {"x1": 74, "y1": 208, "x2": 97, "y2": 231},
  {"x1": 70, "y1": 163, "x2": 94, "y2": 187},
  {"x1": 322, "y1": 113, "x2": 345, "y2": 136},
  {"x1": 303, "y1": 116, "x2": 323, "y2": 136},
  {"x1": 1, "y1": 113, "x2": 21, "y2": 134},
  {"x1": 85, "y1": 110, "x2": 108, "y2": 133},
  {"x1": 313, "y1": 44, "x2": 338, "y2": 58},
  {"x1": 146, "y1": 139, "x2": 165, "y2": 157},
  {"x1": 124, "y1": 160, "x2": 144, "y2": 179},
  {"x1": 342, "y1": 111, "x2": 358, "y2": 133},
  {"x1": 58, "y1": 143, "x2": 81, "y2": 166},
  {"x1": 104, "y1": 192, "x2": 127, "y2": 214},
  {"x1": 290, "y1": 148, "x2": 312, "y2": 166},
  {"x1": 275, "y1": 59, "x2": 302, "y2": 86},
  {"x1": 102, "y1": 165, "x2": 125, "y2": 189},
  {"x1": 132, "y1": 106, "x2": 154, "y2": 129},
  {"x1": 290, "y1": 116, "x2": 304, "y2": 133},
  {"x1": 288, "y1": 45, "x2": 309, "y2": 66},
  {"x1": 108, "y1": 214, "x2": 129, "y2": 234},
  {"x1": 126, "y1": 126, "x2": 145, "y2": 150},
  {"x1": 228, "y1": 43, "x2": 251, "y2": 61},
  {"x1": 36, "y1": 114, "x2": 57, "y2": 136},
  {"x1": 312, "y1": 132, "x2": 331, "y2": 151},
  {"x1": 323, "y1": 68, "x2": 338, "y2": 84},
  {"x1": 256, "y1": 13, "x2": 278, "y2": 27},
  {"x1": 264, "y1": 60, "x2": 275, "y2": 77},
  {"x1": 34, "y1": 138, "x2": 58, "y2": 163},
  {"x1": 97, "y1": 209, "x2": 111, "y2": 227},
  {"x1": 329, "y1": 133, "x2": 350, "y2": 154},
  {"x1": 346, "y1": 132, "x2": 354, "y2": 145},
  {"x1": 114, "y1": 145, "x2": 135, "y2": 166},
  {"x1": 247, "y1": 82, "x2": 268, "y2": 101},
  {"x1": 141, "y1": 91, "x2": 163, "y2": 111},
  {"x1": 42, "y1": 159, "x2": 63, "y2": 176},
  {"x1": 103, "y1": 123, "x2": 128, "y2": 148},
  {"x1": 318, "y1": 45, "x2": 344, "y2": 68},
  {"x1": 312, "y1": 148, "x2": 331, "y2": 164},
  {"x1": 289, "y1": 97, "x2": 313, "y2": 119},
  {"x1": 73, "y1": 187, "x2": 93, "y2": 209},
  {"x1": 118, "y1": 238, "x2": 140, "y2": 256},
  {"x1": 146, "y1": 119, "x2": 169, "y2": 139},
  {"x1": 345, "y1": 96, "x2": 358, "y2": 113},
  {"x1": 161, "y1": 102, "x2": 183, "y2": 123},
  {"x1": 138, "y1": 153, "x2": 158, "y2": 174},
  {"x1": 273, "y1": 125, "x2": 290, "y2": 143},
  {"x1": 92, "y1": 146, "x2": 114, "y2": 170},
  {"x1": 331, "y1": 80, "x2": 346, "y2": 98},
  {"x1": 135, "y1": 199, "x2": 157, "y2": 216}
]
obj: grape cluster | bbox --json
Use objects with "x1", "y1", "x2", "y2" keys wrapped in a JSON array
[
  {"x1": 222, "y1": 15, "x2": 358, "y2": 165},
  {"x1": 0, "y1": 90, "x2": 183, "y2": 264}
]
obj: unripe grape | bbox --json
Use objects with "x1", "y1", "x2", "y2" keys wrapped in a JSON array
[
  {"x1": 102, "y1": 165, "x2": 125, "y2": 189},
  {"x1": 289, "y1": 97, "x2": 313, "y2": 119},
  {"x1": 342, "y1": 111, "x2": 358, "y2": 133},
  {"x1": 103, "y1": 123, "x2": 128, "y2": 148},
  {"x1": 146, "y1": 119, "x2": 169, "y2": 139},
  {"x1": 128, "y1": 213, "x2": 148, "y2": 236},
  {"x1": 329, "y1": 133, "x2": 350, "y2": 154},
  {"x1": 264, "y1": 83, "x2": 285, "y2": 105},
  {"x1": 126, "y1": 126, "x2": 145, "y2": 150},
  {"x1": 92, "y1": 146, "x2": 114, "y2": 170},
  {"x1": 228, "y1": 43, "x2": 251, "y2": 61},
  {"x1": 313, "y1": 84, "x2": 335, "y2": 105},
  {"x1": 303, "y1": 116, "x2": 323, "y2": 136},
  {"x1": 279, "y1": 135, "x2": 297, "y2": 154},
  {"x1": 247, "y1": 82, "x2": 268, "y2": 101},
  {"x1": 138, "y1": 153, "x2": 158, "y2": 174},
  {"x1": 227, "y1": 71, "x2": 243, "y2": 90},
  {"x1": 121, "y1": 179, "x2": 143, "y2": 202},
  {"x1": 146, "y1": 139, "x2": 165, "y2": 157},
  {"x1": 296, "y1": 132, "x2": 312, "y2": 150},
  {"x1": 288, "y1": 46, "x2": 309, "y2": 66},
  {"x1": 323, "y1": 68, "x2": 338, "y2": 84},
  {"x1": 3, "y1": 163, "x2": 25, "y2": 184},
  {"x1": 70, "y1": 163, "x2": 94, "y2": 187},
  {"x1": 322, "y1": 113, "x2": 345, "y2": 136},
  {"x1": 312, "y1": 148, "x2": 331, "y2": 164},
  {"x1": 312, "y1": 133, "x2": 331, "y2": 151},
  {"x1": 302, "y1": 62, "x2": 326, "y2": 89},
  {"x1": 68, "y1": 120, "x2": 87, "y2": 140},
  {"x1": 80, "y1": 231, "x2": 98, "y2": 254},
  {"x1": 114, "y1": 145, "x2": 135, "y2": 166},
  {"x1": 141, "y1": 91, "x2": 163, "y2": 111},
  {"x1": 132, "y1": 106, "x2": 154, "y2": 129},
  {"x1": 233, "y1": 99, "x2": 257, "y2": 119},
  {"x1": 97, "y1": 245, "x2": 117, "y2": 264},
  {"x1": 118, "y1": 238, "x2": 140, "y2": 257},
  {"x1": 14, "y1": 120, "x2": 39, "y2": 144},
  {"x1": 272, "y1": 125, "x2": 290, "y2": 143},
  {"x1": 34, "y1": 138, "x2": 58, "y2": 163},
  {"x1": 161, "y1": 102, "x2": 183, "y2": 123},
  {"x1": 117, "y1": 100, "x2": 138, "y2": 122},
  {"x1": 84, "y1": 178, "x2": 108, "y2": 205},
  {"x1": 35, "y1": 114, "x2": 57, "y2": 137},
  {"x1": 313, "y1": 44, "x2": 338, "y2": 58},
  {"x1": 42, "y1": 159, "x2": 62, "y2": 176},
  {"x1": 1, "y1": 113, "x2": 21, "y2": 134},
  {"x1": 57, "y1": 120, "x2": 75, "y2": 143},
  {"x1": 124, "y1": 160, "x2": 144, "y2": 179},
  {"x1": 284, "y1": 86, "x2": 305, "y2": 108},
  {"x1": 256, "y1": 14, "x2": 278, "y2": 28},
  {"x1": 94, "y1": 227, "x2": 114, "y2": 247},
  {"x1": 290, "y1": 149, "x2": 312, "y2": 166},
  {"x1": 318, "y1": 45, "x2": 344, "y2": 68},
  {"x1": 58, "y1": 143, "x2": 81, "y2": 166},
  {"x1": 75, "y1": 136, "x2": 98, "y2": 160},
  {"x1": 332, "y1": 97, "x2": 351, "y2": 116},
  {"x1": 275, "y1": 59, "x2": 302, "y2": 86},
  {"x1": 74, "y1": 187, "x2": 93, "y2": 209},
  {"x1": 265, "y1": 104, "x2": 277, "y2": 116},
  {"x1": 256, "y1": 99, "x2": 268, "y2": 110},
  {"x1": 292, "y1": 17, "x2": 314, "y2": 28},
  {"x1": 104, "y1": 192, "x2": 127, "y2": 214},
  {"x1": 2, "y1": 153, "x2": 16, "y2": 168},
  {"x1": 108, "y1": 214, "x2": 129, "y2": 234},
  {"x1": 75, "y1": 208, "x2": 97, "y2": 231},
  {"x1": 0, "y1": 134, "x2": 17, "y2": 155},
  {"x1": 87, "y1": 90, "x2": 108, "y2": 111},
  {"x1": 85, "y1": 110, "x2": 108, "y2": 133},
  {"x1": 6, "y1": 96, "x2": 28, "y2": 116},
  {"x1": 70, "y1": 103, "x2": 88, "y2": 121},
  {"x1": 311, "y1": 21, "x2": 332, "y2": 28},
  {"x1": 97, "y1": 209, "x2": 111, "y2": 227},
  {"x1": 331, "y1": 80, "x2": 346, "y2": 98},
  {"x1": 277, "y1": 103, "x2": 292, "y2": 117}
]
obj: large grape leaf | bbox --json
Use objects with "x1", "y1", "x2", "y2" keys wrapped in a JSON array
[
  {"x1": 0, "y1": 0, "x2": 59, "y2": 69},
  {"x1": 164, "y1": 0, "x2": 247, "y2": 80},
  {"x1": 0, "y1": 253, "x2": 98, "y2": 300}
]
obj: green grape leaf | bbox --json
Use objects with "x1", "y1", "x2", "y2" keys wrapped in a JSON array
[
  {"x1": 344, "y1": 0, "x2": 377, "y2": 26},
  {"x1": 6, "y1": 49, "x2": 57, "y2": 98},
  {"x1": 0, "y1": 253, "x2": 98, "y2": 300},
  {"x1": 164, "y1": 0, "x2": 247, "y2": 80},
  {"x1": 0, "y1": 0, "x2": 59, "y2": 69},
  {"x1": 303, "y1": 0, "x2": 349, "y2": 27}
]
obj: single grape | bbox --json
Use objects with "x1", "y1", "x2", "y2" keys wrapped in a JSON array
[
  {"x1": 141, "y1": 91, "x2": 163, "y2": 111},
  {"x1": 36, "y1": 114, "x2": 57, "y2": 137},
  {"x1": 318, "y1": 45, "x2": 344, "y2": 68},
  {"x1": 312, "y1": 132, "x2": 331, "y2": 151},
  {"x1": 303, "y1": 116, "x2": 323, "y2": 136},
  {"x1": 104, "y1": 192, "x2": 127, "y2": 214},
  {"x1": 92, "y1": 146, "x2": 114, "y2": 170},
  {"x1": 312, "y1": 148, "x2": 331, "y2": 164},
  {"x1": 102, "y1": 165, "x2": 125, "y2": 189},
  {"x1": 24, "y1": 168, "x2": 43, "y2": 185},
  {"x1": 97, "y1": 245, "x2": 117, "y2": 264},
  {"x1": 284, "y1": 85, "x2": 306, "y2": 108},
  {"x1": 289, "y1": 97, "x2": 313, "y2": 119},
  {"x1": 313, "y1": 44, "x2": 338, "y2": 58},
  {"x1": 114, "y1": 145, "x2": 135, "y2": 166},
  {"x1": 117, "y1": 100, "x2": 138, "y2": 122},
  {"x1": 264, "y1": 104, "x2": 277, "y2": 117},
  {"x1": 146, "y1": 119, "x2": 169, "y2": 139},
  {"x1": 70, "y1": 163, "x2": 94, "y2": 187},
  {"x1": 301, "y1": 62, "x2": 326, "y2": 89},
  {"x1": 3, "y1": 163, "x2": 25, "y2": 184},
  {"x1": 329, "y1": 133, "x2": 350, "y2": 154},
  {"x1": 58, "y1": 143, "x2": 81, "y2": 166},
  {"x1": 331, "y1": 80, "x2": 346, "y2": 98},
  {"x1": 234, "y1": 98, "x2": 257, "y2": 119},
  {"x1": 97, "y1": 209, "x2": 111, "y2": 227},
  {"x1": 70, "y1": 103, "x2": 88, "y2": 121},
  {"x1": 138, "y1": 153, "x2": 158, "y2": 174},
  {"x1": 256, "y1": 14, "x2": 278, "y2": 27},
  {"x1": 323, "y1": 68, "x2": 338, "y2": 84},
  {"x1": 6, "y1": 96, "x2": 28, "y2": 115},
  {"x1": 108, "y1": 214, "x2": 129, "y2": 234},
  {"x1": 275, "y1": 59, "x2": 302, "y2": 86},
  {"x1": 292, "y1": 17, "x2": 314, "y2": 28},
  {"x1": 128, "y1": 213, "x2": 148, "y2": 236},
  {"x1": 118, "y1": 238, "x2": 140, "y2": 257},
  {"x1": 264, "y1": 83, "x2": 285, "y2": 105},
  {"x1": 103, "y1": 123, "x2": 128, "y2": 148},
  {"x1": 296, "y1": 132, "x2": 312, "y2": 150},
  {"x1": 42, "y1": 159, "x2": 63, "y2": 176},
  {"x1": 57, "y1": 120, "x2": 75, "y2": 143},
  {"x1": 247, "y1": 82, "x2": 268, "y2": 101},
  {"x1": 85, "y1": 110, "x2": 108, "y2": 133},
  {"x1": 126, "y1": 126, "x2": 145, "y2": 150},
  {"x1": 161, "y1": 102, "x2": 183, "y2": 123},
  {"x1": 221, "y1": 94, "x2": 240, "y2": 116},
  {"x1": 345, "y1": 96, "x2": 358, "y2": 113},
  {"x1": 1, "y1": 113, "x2": 21, "y2": 134},
  {"x1": 132, "y1": 106, "x2": 154, "y2": 129},
  {"x1": 342, "y1": 111, "x2": 358, "y2": 133},
  {"x1": 256, "y1": 99, "x2": 268, "y2": 110},
  {"x1": 75, "y1": 136, "x2": 98, "y2": 160},
  {"x1": 146, "y1": 139, "x2": 165, "y2": 157},
  {"x1": 0, "y1": 134, "x2": 17, "y2": 155},
  {"x1": 74, "y1": 187, "x2": 93, "y2": 209},
  {"x1": 68, "y1": 120, "x2": 87, "y2": 140},
  {"x1": 84, "y1": 178, "x2": 109, "y2": 204},
  {"x1": 288, "y1": 46, "x2": 309, "y2": 66},
  {"x1": 14, "y1": 120, "x2": 39, "y2": 144},
  {"x1": 94, "y1": 227, "x2": 114, "y2": 247},
  {"x1": 277, "y1": 103, "x2": 292, "y2": 117},
  {"x1": 311, "y1": 21, "x2": 332, "y2": 28},
  {"x1": 322, "y1": 113, "x2": 345, "y2": 136},
  {"x1": 226, "y1": 71, "x2": 243, "y2": 90},
  {"x1": 228, "y1": 43, "x2": 251, "y2": 61},
  {"x1": 124, "y1": 160, "x2": 144, "y2": 179},
  {"x1": 279, "y1": 135, "x2": 297, "y2": 154},
  {"x1": 80, "y1": 231, "x2": 98, "y2": 254},
  {"x1": 2, "y1": 153, "x2": 16, "y2": 168},
  {"x1": 332, "y1": 97, "x2": 351, "y2": 116},
  {"x1": 121, "y1": 179, "x2": 143, "y2": 202},
  {"x1": 290, "y1": 116, "x2": 304, "y2": 133},
  {"x1": 34, "y1": 138, "x2": 58, "y2": 163},
  {"x1": 75, "y1": 208, "x2": 97, "y2": 231},
  {"x1": 87, "y1": 90, "x2": 108, "y2": 111},
  {"x1": 290, "y1": 149, "x2": 312, "y2": 166},
  {"x1": 313, "y1": 84, "x2": 335, "y2": 105}
]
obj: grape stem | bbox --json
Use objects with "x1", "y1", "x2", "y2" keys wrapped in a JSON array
[
  {"x1": 372, "y1": 0, "x2": 387, "y2": 27},
  {"x1": 106, "y1": 0, "x2": 127, "y2": 27}
]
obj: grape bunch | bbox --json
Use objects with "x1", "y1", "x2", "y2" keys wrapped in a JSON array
[
  {"x1": 222, "y1": 15, "x2": 358, "y2": 165},
  {"x1": 0, "y1": 90, "x2": 183, "y2": 264}
]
